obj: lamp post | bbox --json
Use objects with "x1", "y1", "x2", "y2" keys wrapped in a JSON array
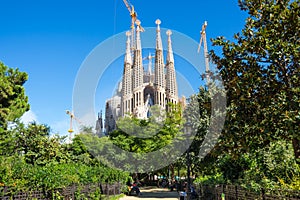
[{"x1": 184, "y1": 119, "x2": 192, "y2": 199}]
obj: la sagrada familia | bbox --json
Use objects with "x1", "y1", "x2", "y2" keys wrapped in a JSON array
[{"x1": 96, "y1": 19, "x2": 181, "y2": 135}]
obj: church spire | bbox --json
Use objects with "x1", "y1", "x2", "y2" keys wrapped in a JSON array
[
  {"x1": 121, "y1": 31, "x2": 133, "y2": 116},
  {"x1": 155, "y1": 19, "x2": 163, "y2": 50},
  {"x1": 125, "y1": 31, "x2": 132, "y2": 65},
  {"x1": 166, "y1": 30, "x2": 178, "y2": 104},
  {"x1": 166, "y1": 30, "x2": 174, "y2": 64},
  {"x1": 154, "y1": 19, "x2": 166, "y2": 107},
  {"x1": 132, "y1": 19, "x2": 144, "y2": 116},
  {"x1": 133, "y1": 19, "x2": 143, "y2": 89},
  {"x1": 154, "y1": 19, "x2": 165, "y2": 88},
  {"x1": 135, "y1": 20, "x2": 142, "y2": 51},
  {"x1": 95, "y1": 110, "x2": 103, "y2": 136}
]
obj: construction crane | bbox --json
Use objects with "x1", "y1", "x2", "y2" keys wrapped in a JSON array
[
  {"x1": 122, "y1": 0, "x2": 144, "y2": 49},
  {"x1": 66, "y1": 110, "x2": 81, "y2": 142},
  {"x1": 197, "y1": 21, "x2": 210, "y2": 82},
  {"x1": 122, "y1": 0, "x2": 137, "y2": 30}
]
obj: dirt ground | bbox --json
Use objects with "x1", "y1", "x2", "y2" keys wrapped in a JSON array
[{"x1": 118, "y1": 186, "x2": 180, "y2": 200}]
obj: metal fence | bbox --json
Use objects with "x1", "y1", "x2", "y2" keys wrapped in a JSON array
[
  {"x1": 195, "y1": 184, "x2": 300, "y2": 200},
  {"x1": 0, "y1": 182, "x2": 123, "y2": 200}
]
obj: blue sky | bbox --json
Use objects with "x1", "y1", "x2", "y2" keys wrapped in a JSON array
[{"x1": 0, "y1": 0, "x2": 247, "y2": 136}]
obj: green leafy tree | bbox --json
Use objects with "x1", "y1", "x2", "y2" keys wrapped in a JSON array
[
  {"x1": 85, "y1": 103, "x2": 184, "y2": 173},
  {"x1": 241, "y1": 140, "x2": 300, "y2": 189},
  {"x1": 0, "y1": 62, "x2": 29, "y2": 129},
  {"x1": 181, "y1": 87, "x2": 211, "y2": 176},
  {"x1": 181, "y1": 82, "x2": 227, "y2": 177},
  {"x1": 210, "y1": 0, "x2": 300, "y2": 160},
  {"x1": 0, "y1": 62, "x2": 130, "y2": 191},
  {"x1": 8, "y1": 122, "x2": 68, "y2": 165},
  {"x1": 68, "y1": 133, "x2": 96, "y2": 165},
  {"x1": 110, "y1": 103, "x2": 183, "y2": 154}
]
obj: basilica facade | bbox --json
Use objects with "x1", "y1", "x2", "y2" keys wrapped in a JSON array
[{"x1": 102, "y1": 19, "x2": 179, "y2": 134}]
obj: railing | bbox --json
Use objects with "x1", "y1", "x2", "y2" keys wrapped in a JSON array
[
  {"x1": 195, "y1": 184, "x2": 300, "y2": 200},
  {"x1": 0, "y1": 182, "x2": 123, "y2": 200}
]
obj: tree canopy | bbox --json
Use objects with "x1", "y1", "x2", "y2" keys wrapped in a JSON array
[
  {"x1": 189, "y1": 0, "x2": 300, "y2": 190},
  {"x1": 210, "y1": 0, "x2": 300, "y2": 160},
  {"x1": 0, "y1": 62, "x2": 29, "y2": 129}
]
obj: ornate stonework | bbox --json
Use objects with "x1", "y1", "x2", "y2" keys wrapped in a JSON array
[{"x1": 104, "y1": 19, "x2": 179, "y2": 133}]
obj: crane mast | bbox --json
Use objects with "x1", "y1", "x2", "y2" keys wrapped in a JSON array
[
  {"x1": 122, "y1": 0, "x2": 137, "y2": 30},
  {"x1": 122, "y1": 0, "x2": 144, "y2": 51},
  {"x1": 66, "y1": 110, "x2": 81, "y2": 142},
  {"x1": 66, "y1": 110, "x2": 74, "y2": 142},
  {"x1": 198, "y1": 21, "x2": 210, "y2": 82}
]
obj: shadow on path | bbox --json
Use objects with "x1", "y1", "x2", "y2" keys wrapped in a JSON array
[{"x1": 119, "y1": 186, "x2": 179, "y2": 200}]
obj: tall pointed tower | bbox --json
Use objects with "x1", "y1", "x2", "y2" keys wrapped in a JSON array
[
  {"x1": 95, "y1": 111, "x2": 104, "y2": 136},
  {"x1": 117, "y1": 19, "x2": 179, "y2": 128},
  {"x1": 121, "y1": 31, "x2": 133, "y2": 116},
  {"x1": 132, "y1": 20, "x2": 144, "y2": 117},
  {"x1": 166, "y1": 30, "x2": 178, "y2": 105},
  {"x1": 154, "y1": 19, "x2": 166, "y2": 108}
]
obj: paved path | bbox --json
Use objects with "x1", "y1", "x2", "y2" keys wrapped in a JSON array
[{"x1": 119, "y1": 186, "x2": 180, "y2": 200}]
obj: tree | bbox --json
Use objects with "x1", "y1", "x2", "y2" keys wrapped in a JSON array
[
  {"x1": 182, "y1": 87, "x2": 210, "y2": 175},
  {"x1": 210, "y1": 0, "x2": 300, "y2": 160},
  {"x1": 85, "y1": 103, "x2": 184, "y2": 173},
  {"x1": 110, "y1": 103, "x2": 183, "y2": 154},
  {"x1": 181, "y1": 83, "x2": 226, "y2": 178},
  {"x1": 0, "y1": 62, "x2": 29, "y2": 129},
  {"x1": 5, "y1": 122, "x2": 68, "y2": 165}
]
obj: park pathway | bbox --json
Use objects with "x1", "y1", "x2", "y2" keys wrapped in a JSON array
[{"x1": 118, "y1": 186, "x2": 179, "y2": 200}]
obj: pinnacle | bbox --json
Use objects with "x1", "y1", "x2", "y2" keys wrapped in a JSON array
[
  {"x1": 166, "y1": 30, "x2": 172, "y2": 36},
  {"x1": 155, "y1": 19, "x2": 161, "y2": 25}
]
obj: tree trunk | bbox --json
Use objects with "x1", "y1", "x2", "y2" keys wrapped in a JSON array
[{"x1": 170, "y1": 164, "x2": 175, "y2": 180}]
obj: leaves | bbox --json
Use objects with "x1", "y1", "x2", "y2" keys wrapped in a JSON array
[
  {"x1": 191, "y1": 0, "x2": 300, "y2": 188},
  {"x1": 109, "y1": 103, "x2": 184, "y2": 154},
  {"x1": 0, "y1": 62, "x2": 130, "y2": 192},
  {"x1": 0, "y1": 62, "x2": 29, "y2": 128},
  {"x1": 210, "y1": 0, "x2": 300, "y2": 158}
]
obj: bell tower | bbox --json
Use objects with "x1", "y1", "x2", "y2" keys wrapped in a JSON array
[{"x1": 154, "y1": 19, "x2": 166, "y2": 108}]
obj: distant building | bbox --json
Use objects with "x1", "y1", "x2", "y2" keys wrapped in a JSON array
[
  {"x1": 104, "y1": 19, "x2": 180, "y2": 134},
  {"x1": 95, "y1": 111, "x2": 104, "y2": 137}
]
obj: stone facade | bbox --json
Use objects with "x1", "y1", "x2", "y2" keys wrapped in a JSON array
[{"x1": 104, "y1": 19, "x2": 179, "y2": 133}]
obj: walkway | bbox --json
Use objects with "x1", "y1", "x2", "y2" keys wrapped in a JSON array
[{"x1": 119, "y1": 186, "x2": 179, "y2": 200}]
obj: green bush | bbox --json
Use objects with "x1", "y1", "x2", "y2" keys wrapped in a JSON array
[{"x1": 194, "y1": 173, "x2": 225, "y2": 185}]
